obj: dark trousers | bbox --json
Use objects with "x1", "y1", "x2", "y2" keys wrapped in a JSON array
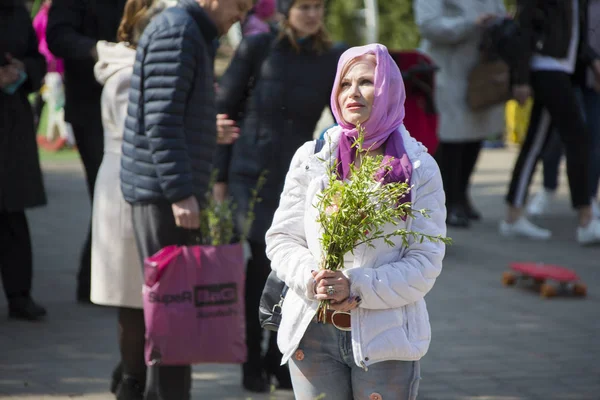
[
  {"x1": 72, "y1": 120, "x2": 104, "y2": 297},
  {"x1": 542, "y1": 86, "x2": 600, "y2": 197},
  {"x1": 436, "y1": 140, "x2": 482, "y2": 209},
  {"x1": 506, "y1": 71, "x2": 591, "y2": 208},
  {"x1": 245, "y1": 240, "x2": 282, "y2": 369},
  {"x1": 0, "y1": 211, "x2": 32, "y2": 300},
  {"x1": 132, "y1": 202, "x2": 192, "y2": 400}
]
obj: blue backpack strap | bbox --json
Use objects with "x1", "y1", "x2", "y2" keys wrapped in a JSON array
[{"x1": 314, "y1": 138, "x2": 325, "y2": 154}]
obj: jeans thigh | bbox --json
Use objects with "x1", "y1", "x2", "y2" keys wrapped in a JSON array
[
  {"x1": 289, "y1": 322, "x2": 353, "y2": 400},
  {"x1": 351, "y1": 360, "x2": 420, "y2": 400}
]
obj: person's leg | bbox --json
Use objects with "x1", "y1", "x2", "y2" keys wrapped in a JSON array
[
  {"x1": 242, "y1": 240, "x2": 276, "y2": 392},
  {"x1": 582, "y1": 87, "x2": 600, "y2": 200},
  {"x1": 459, "y1": 140, "x2": 483, "y2": 220},
  {"x1": 116, "y1": 307, "x2": 146, "y2": 399},
  {"x1": 131, "y1": 203, "x2": 192, "y2": 400},
  {"x1": 351, "y1": 360, "x2": 421, "y2": 400},
  {"x1": 288, "y1": 323, "x2": 352, "y2": 400},
  {"x1": 0, "y1": 211, "x2": 46, "y2": 321},
  {"x1": 541, "y1": 79, "x2": 592, "y2": 224},
  {"x1": 506, "y1": 71, "x2": 598, "y2": 242},
  {"x1": 541, "y1": 129, "x2": 563, "y2": 192},
  {"x1": 526, "y1": 129, "x2": 563, "y2": 217},
  {"x1": 438, "y1": 142, "x2": 469, "y2": 227},
  {"x1": 253, "y1": 240, "x2": 291, "y2": 389},
  {"x1": 71, "y1": 118, "x2": 104, "y2": 303},
  {"x1": 503, "y1": 72, "x2": 557, "y2": 239}
]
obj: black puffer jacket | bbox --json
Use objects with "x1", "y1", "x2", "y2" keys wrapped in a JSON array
[
  {"x1": 215, "y1": 33, "x2": 345, "y2": 242},
  {"x1": 121, "y1": 0, "x2": 219, "y2": 205},
  {"x1": 0, "y1": 2, "x2": 46, "y2": 211}
]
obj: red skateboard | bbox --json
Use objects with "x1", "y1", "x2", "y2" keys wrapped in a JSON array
[{"x1": 502, "y1": 262, "x2": 587, "y2": 298}]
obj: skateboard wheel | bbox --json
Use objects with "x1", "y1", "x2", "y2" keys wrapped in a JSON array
[
  {"x1": 540, "y1": 283, "x2": 557, "y2": 298},
  {"x1": 502, "y1": 272, "x2": 516, "y2": 286},
  {"x1": 573, "y1": 283, "x2": 587, "y2": 297}
]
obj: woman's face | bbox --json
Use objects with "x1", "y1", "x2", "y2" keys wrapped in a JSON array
[
  {"x1": 337, "y1": 57, "x2": 376, "y2": 126},
  {"x1": 288, "y1": 0, "x2": 324, "y2": 38}
]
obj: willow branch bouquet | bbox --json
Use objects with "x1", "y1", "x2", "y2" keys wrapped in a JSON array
[
  {"x1": 315, "y1": 124, "x2": 451, "y2": 323},
  {"x1": 199, "y1": 170, "x2": 268, "y2": 246}
]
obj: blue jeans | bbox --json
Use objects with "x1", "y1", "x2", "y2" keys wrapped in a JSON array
[
  {"x1": 288, "y1": 321, "x2": 421, "y2": 400},
  {"x1": 543, "y1": 87, "x2": 600, "y2": 197}
]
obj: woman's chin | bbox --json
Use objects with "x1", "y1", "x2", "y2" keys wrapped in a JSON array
[{"x1": 341, "y1": 112, "x2": 368, "y2": 126}]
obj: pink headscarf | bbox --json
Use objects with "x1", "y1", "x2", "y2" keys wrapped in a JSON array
[{"x1": 330, "y1": 44, "x2": 411, "y2": 187}]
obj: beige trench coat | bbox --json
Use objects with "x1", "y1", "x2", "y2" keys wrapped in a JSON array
[
  {"x1": 414, "y1": 0, "x2": 506, "y2": 143},
  {"x1": 90, "y1": 42, "x2": 143, "y2": 309}
]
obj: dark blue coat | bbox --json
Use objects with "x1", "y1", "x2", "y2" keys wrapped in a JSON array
[
  {"x1": 215, "y1": 33, "x2": 345, "y2": 242},
  {"x1": 0, "y1": 3, "x2": 47, "y2": 211},
  {"x1": 121, "y1": 0, "x2": 219, "y2": 205}
]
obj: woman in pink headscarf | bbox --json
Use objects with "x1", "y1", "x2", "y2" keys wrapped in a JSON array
[{"x1": 265, "y1": 44, "x2": 447, "y2": 399}]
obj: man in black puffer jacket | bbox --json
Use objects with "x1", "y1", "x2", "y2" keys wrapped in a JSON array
[{"x1": 120, "y1": 0, "x2": 252, "y2": 397}]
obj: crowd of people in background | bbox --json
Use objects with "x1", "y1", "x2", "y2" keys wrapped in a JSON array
[{"x1": 1, "y1": 0, "x2": 600, "y2": 399}]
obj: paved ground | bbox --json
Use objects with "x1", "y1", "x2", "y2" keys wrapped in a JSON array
[{"x1": 1, "y1": 145, "x2": 599, "y2": 400}]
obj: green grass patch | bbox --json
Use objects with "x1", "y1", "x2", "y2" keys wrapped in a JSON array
[{"x1": 38, "y1": 147, "x2": 80, "y2": 163}]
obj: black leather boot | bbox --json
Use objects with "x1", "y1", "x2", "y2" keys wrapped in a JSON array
[
  {"x1": 264, "y1": 337, "x2": 292, "y2": 390},
  {"x1": 8, "y1": 296, "x2": 47, "y2": 321},
  {"x1": 110, "y1": 362, "x2": 123, "y2": 394},
  {"x1": 264, "y1": 361, "x2": 292, "y2": 390},
  {"x1": 446, "y1": 206, "x2": 470, "y2": 228},
  {"x1": 464, "y1": 201, "x2": 482, "y2": 221},
  {"x1": 116, "y1": 376, "x2": 144, "y2": 400},
  {"x1": 242, "y1": 362, "x2": 269, "y2": 393}
]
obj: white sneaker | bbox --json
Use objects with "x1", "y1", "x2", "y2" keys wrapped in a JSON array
[
  {"x1": 577, "y1": 219, "x2": 600, "y2": 245},
  {"x1": 526, "y1": 189, "x2": 555, "y2": 217},
  {"x1": 499, "y1": 217, "x2": 552, "y2": 240}
]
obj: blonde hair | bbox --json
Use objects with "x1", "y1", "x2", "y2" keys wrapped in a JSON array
[
  {"x1": 277, "y1": 0, "x2": 332, "y2": 54},
  {"x1": 117, "y1": 0, "x2": 168, "y2": 48}
]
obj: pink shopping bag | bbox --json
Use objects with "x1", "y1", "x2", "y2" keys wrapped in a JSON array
[{"x1": 143, "y1": 243, "x2": 246, "y2": 365}]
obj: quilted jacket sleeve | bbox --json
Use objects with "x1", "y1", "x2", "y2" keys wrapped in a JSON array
[
  {"x1": 265, "y1": 142, "x2": 320, "y2": 299},
  {"x1": 345, "y1": 155, "x2": 447, "y2": 310},
  {"x1": 414, "y1": 0, "x2": 478, "y2": 45},
  {"x1": 143, "y1": 26, "x2": 197, "y2": 204}
]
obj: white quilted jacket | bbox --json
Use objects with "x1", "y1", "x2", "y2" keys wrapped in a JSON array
[{"x1": 265, "y1": 126, "x2": 447, "y2": 369}]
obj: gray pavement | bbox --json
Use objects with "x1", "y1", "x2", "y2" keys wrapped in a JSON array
[{"x1": 1, "y1": 146, "x2": 599, "y2": 400}]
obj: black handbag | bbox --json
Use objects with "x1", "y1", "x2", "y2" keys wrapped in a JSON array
[{"x1": 258, "y1": 138, "x2": 325, "y2": 331}]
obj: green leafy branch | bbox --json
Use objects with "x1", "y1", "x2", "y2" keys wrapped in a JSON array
[{"x1": 199, "y1": 169, "x2": 268, "y2": 246}]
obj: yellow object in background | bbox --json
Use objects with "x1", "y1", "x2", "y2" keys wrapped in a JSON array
[{"x1": 505, "y1": 98, "x2": 533, "y2": 145}]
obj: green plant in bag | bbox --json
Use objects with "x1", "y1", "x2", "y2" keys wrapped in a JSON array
[{"x1": 199, "y1": 170, "x2": 268, "y2": 246}]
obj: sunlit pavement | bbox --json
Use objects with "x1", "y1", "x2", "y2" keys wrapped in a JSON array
[{"x1": 0, "y1": 146, "x2": 598, "y2": 400}]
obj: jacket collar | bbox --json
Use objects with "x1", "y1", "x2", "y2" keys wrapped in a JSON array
[
  {"x1": 323, "y1": 125, "x2": 426, "y2": 168},
  {"x1": 177, "y1": 0, "x2": 219, "y2": 44}
]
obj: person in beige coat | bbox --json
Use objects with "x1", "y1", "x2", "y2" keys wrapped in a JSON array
[
  {"x1": 414, "y1": 0, "x2": 505, "y2": 228},
  {"x1": 90, "y1": 0, "x2": 170, "y2": 397},
  {"x1": 92, "y1": 42, "x2": 140, "y2": 310}
]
